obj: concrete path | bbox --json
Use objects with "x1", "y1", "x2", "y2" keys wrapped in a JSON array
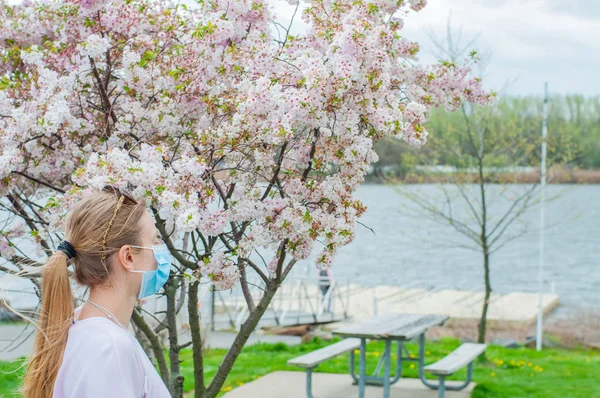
[{"x1": 223, "y1": 371, "x2": 474, "y2": 398}]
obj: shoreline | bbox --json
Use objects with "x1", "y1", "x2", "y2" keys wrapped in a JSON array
[{"x1": 366, "y1": 166, "x2": 600, "y2": 184}]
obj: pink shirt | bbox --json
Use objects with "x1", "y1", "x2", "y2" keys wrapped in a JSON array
[{"x1": 54, "y1": 316, "x2": 171, "y2": 397}]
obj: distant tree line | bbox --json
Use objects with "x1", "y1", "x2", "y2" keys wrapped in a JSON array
[{"x1": 372, "y1": 95, "x2": 600, "y2": 179}]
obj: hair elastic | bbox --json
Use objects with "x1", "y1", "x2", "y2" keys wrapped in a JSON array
[{"x1": 57, "y1": 240, "x2": 77, "y2": 260}]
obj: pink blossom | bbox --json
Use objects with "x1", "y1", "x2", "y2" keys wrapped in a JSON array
[
  {"x1": 0, "y1": 0, "x2": 492, "y2": 286},
  {"x1": 196, "y1": 253, "x2": 241, "y2": 290},
  {"x1": 409, "y1": 0, "x2": 427, "y2": 12}
]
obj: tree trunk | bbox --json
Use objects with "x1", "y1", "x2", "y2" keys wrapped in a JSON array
[
  {"x1": 478, "y1": 249, "x2": 491, "y2": 344},
  {"x1": 188, "y1": 280, "x2": 206, "y2": 397},
  {"x1": 166, "y1": 277, "x2": 185, "y2": 398},
  {"x1": 477, "y1": 146, "x2": 490, "y2": 345},
  {"x1": 204, "y1": 282, "x2": 279, "y2": 398}
]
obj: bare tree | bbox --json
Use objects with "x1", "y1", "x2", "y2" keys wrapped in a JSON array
[{"x1": 399, "y1": 18, "x2": 567, "y2": 343}]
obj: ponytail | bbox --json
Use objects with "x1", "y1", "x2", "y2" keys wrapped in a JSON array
[
  {"x1": 18, "y1": 189, "x2": 146, "y2": 396},
  {"x1": 22, "y1": 252, "x2": 73, "y2": 398}
]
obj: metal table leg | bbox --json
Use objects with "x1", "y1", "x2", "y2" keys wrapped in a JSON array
[
  {"x1": 390, "y1": 341, "x2": 404, "y2": 384},
  {"x1": 437, "y1": 375, "x2": 446, "y2": 398},
  {"x1": 359, "y1": 338, "x2": 367, "y2": 398},
  {"x1": 418, "y1": 333, "x2": 441, "y2": 389},
  {"x1": 350, "y1": 349, "x2": 358, "y2": 383},
  {"x1": 383, "y1": 339, "x2": 392, "y2": 398},
  {"x1": 305, "y1": 367, "x2": 315, "y2": 398},
  {"x1": 350, "y1": 341, "x2": 404, "y2": 386}
]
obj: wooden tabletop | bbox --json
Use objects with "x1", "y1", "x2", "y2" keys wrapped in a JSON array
[{"x1": 333, "y1": 313, "x2": 449, "y2": 340}]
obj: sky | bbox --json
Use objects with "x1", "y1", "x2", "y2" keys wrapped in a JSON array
[{"x1": 272, "y1": 0, "x2": 600, "y2": 97}]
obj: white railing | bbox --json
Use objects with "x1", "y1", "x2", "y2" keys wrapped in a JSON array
[
  {"x1": 189, "y1": 275, "x2": 559, "y2": 332},
  {"x1": 205, "y1": 276, "x2": 352, "y2": 331}
]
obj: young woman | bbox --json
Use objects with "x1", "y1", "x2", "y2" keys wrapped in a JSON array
[{"x1": 22, "y1": 186, "x2": 172, "y2": 397}]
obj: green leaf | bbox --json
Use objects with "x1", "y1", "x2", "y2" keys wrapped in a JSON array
[{"x1": 303, "y1": 211, "x2": 312, "y2": 223}]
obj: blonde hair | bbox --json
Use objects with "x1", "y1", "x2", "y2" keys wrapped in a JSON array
[{"x1": 22, "y1": 189, "x2": 146, "y2": 398}]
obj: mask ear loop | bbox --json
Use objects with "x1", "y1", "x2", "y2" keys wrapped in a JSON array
[{"x1": 129, "y1": 246, "x2": 161, "y2": 273}]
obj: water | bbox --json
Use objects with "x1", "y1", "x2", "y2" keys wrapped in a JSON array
[
  {"x1": 298, "y1": 184, "x2": 600, "y2": 315},
  {"x1": 2, "y1": 184, "x2": 599, "y2": 315}
]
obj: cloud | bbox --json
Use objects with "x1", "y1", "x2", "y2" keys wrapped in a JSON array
[
  {"x1": 546, "y1": 0, "x2": 600, "y2": 21},
  {"x1": 396, "y1": 0, "x2": 600, "y2": 95}
]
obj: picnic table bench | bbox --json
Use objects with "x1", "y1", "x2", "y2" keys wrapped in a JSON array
[
  {"x1": 287, "y1": 338, "x2": 361, "y2": 398},
  {"x1": 288, "y1": 313, "x2": 486, "y2": 398},
  {"x1": 423, "y1": 343, "x2": 487, "y2": 398}
]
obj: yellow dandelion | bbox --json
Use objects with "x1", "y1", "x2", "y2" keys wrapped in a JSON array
[
  {"x1": 223, "y1": 386, "x2": 233, "y2": 392},
  {"x1": 410, "y1": 364, "x2": 415, "y2": 369},
  {"x1": 426, "y1": 350, "x2": 431, "y2": 355},
  {"x1": 527, "y1": 362, "x2": 532, "y2": 367},
  {"x1": 490, "y1": 372, "x2": 496, "y2": 377}
]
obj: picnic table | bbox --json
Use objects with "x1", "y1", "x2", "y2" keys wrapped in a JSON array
[{"x1": 333, "y1": 313, "x2": 449, "y2": 398}]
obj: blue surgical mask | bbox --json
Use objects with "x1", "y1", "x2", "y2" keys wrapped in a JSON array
[{"x1": 129, "y1": 244, "x2": 171, "y2": 299}]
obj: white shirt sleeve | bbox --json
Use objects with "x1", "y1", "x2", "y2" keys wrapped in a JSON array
[{"x1": 55, "y1": 320, "x2": 145, "y2": 398}]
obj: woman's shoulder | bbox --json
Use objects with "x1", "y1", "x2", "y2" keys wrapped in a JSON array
[
  {"x1": 68, "y1": 317, "x2": 138, "y2": 356},
  {"x1": 57, "y1": 318, "x2": 146, "y2": 396}
]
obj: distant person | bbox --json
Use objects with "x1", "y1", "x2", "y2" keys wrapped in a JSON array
[
  {"x1": 21, "y1": 186, "x2": 171, "y2": 398},
  {"x1": 318, "y1": 268, "x2": 334, "y2": 313}
]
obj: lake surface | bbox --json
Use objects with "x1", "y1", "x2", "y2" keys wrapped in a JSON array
[
  {"x1": 291, "y1": 184, "x2": 599, "y2": 316},
  {"x1": 2, "y1": 184, "x2": 599, "y2": 315}
]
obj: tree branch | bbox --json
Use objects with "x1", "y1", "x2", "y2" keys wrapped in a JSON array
[
  {"x1": 218, "y1": 234, "x2": 268, "y2": 285},
  {"x1": 302, "y1": 129, "x2": 319, "y2": 181},
  {"x1": 281, "y1": 258, "x2": 298, "y2": 281},
  {"x1": 261, "y1": 142, "x2": 288, "y2": 200},
  {"x1": 89, "y1": 57, "x2": 118, "y2": 124},
  {"x1": 245, "y1": 258, "x2": 269, "y2": 285},
  {"x1": 131, "y1": 308, "x2": 170, "y2": 387},
  {"x1": 488, "y1": 186, "x2": 538, "y2": 249},
  {"x1": 450, "y1": 178, "x2": 483, "y2": 226},
  {"x1": 237, "y1": 257, "x2": 255, "y2": 312},
  {"x1": 275, "y1": 239, "x2": 288, "y2": 282},
  {"x1": 6, "y1": 193, "x2": 52, "y2": 257},
  {"x1": 12, "y1": 171, "x2": 66, "y2": 194},
  {"x1": 151, "y1": 207, "x2": 197, "y2": 269},
  {"x1": 487, "y1": 184, "x2": 538, "y2": 242}
]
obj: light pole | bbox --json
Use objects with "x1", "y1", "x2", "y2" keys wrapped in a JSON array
[{"x1": 536, "y1": 82, "x2": 548, "y2": 351}]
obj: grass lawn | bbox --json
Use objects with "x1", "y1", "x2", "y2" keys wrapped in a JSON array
[{"x1": 1, "y1": 337, "x2": 599, "y2": 397}]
